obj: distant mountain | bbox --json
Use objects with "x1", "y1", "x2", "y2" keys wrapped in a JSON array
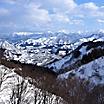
[
  {"x1": 0, "y1": 31, "x2": 104, "y2": 43},
  {"x1": 0, "y1": 32, "x2": 104, "y2": 66}
]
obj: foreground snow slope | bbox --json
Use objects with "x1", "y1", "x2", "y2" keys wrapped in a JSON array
[{"x1": 0, "y1": 65, "x2": 64, "y2": 104}]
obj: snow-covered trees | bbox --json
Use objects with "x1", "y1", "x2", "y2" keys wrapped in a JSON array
[{"x1": 0, "y1": 65, "x2": 65, "y2": 104}]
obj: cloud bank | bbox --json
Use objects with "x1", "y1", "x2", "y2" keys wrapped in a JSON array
[{"x1": 0, "y1": 0, "x2": 104, "y2": 32}]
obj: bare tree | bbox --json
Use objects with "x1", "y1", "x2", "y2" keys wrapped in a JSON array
[
  {"x1": 10, "y1": 77, "x2": 29, "y2": 104},
  {"x1": 0, "y1": 66, "x2": 8, "y2": 88}
]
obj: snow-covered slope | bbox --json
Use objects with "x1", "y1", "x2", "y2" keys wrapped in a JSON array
[
  {"x1": 0, "y1": 41, "x2": 16, "y2": 51},
  {"x1": 0, "y1": 65, "x2": 64, "y2": 104},
  {"x1": 46, "y1": 41, "x2": 104, "y2": 73},
  {"x1": 59, "y1": 56, "x2": 104, "y2": 85}
]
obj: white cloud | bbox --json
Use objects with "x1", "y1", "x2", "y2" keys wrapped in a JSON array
[
  {"x1": 15, "y1": 0, "x2": 104, "y2": 32},
  {"x1": 25, "y1": 3, "x2": 51, "y2": 26},
  {"x1": 97, "y1": 19, "x2": 104, "y2": 23},
  {"x1": 80, "y1": 2, "x2": 98, "y2": 10},
  {"x1": 0, "y1": 0, "x2": 17, "y2": 4},
  {"x1": 66, "y1": 2, "x2": 104, "y2": 21},
  {"x1": 25, "y1": 0, "x2": 83, "y2": 27},
  {"x1": 0, "y1": 8, "x2": 10, "y2": 16},
  {"x1": 0, "y1": 0, "x2": 104, "y2": 32},
  {"x1": 34, "y1": 0, "x2": 77, "y2": 13},
  {"x1": 71, "y1": 19, "x2": 84, "y2": 25},
  {"x1": 0, "y1": 22, "x2": 16, "y2": 28},
  {"x1": 51, "y1": 13, "x2": 70, "y2": 23},
  {"x1": 52, "y1": 0, "x2": 77, "y2": 13}
]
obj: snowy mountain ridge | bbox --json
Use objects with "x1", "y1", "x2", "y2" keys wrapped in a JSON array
[
  {"x1": 0, "y1": 32, "x2": 104, "y2": 67},
  {"x1": 0, "y1": 32, "x2": 104, "y2": 103},
  {"x1": 58, "y1": 56, "x2": 104, "y2": 86}
]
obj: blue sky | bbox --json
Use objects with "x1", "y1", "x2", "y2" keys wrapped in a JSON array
[
  {"x1": 0, "y1": 0, "x2": 104, "y2": 33},
  {"x1": 76, "y1": 0, "x2": 104, "y2": 6}
]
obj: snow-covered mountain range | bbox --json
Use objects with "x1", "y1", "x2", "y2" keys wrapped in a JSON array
[
  {"x1": 0, "y1": 32, "x2": 104, "y2": 82},
  {"x1": 0, "y1": 31, "x2": 104, "y2": 103}
]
